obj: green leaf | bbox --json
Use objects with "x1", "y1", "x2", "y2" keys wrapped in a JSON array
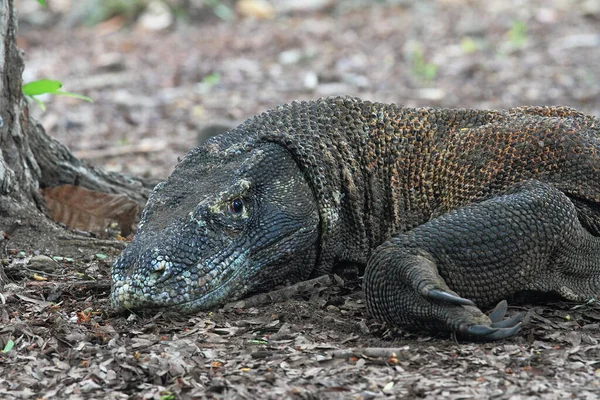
[
  {"x1": 23, "y1": 79, "x2": 93, "y2": 110},
  {"x1": 55, "y1": 91, "x2": 94, "y2": 103},
  {"x1": 37, "y1": 0, "x2": 46, "y2": 6},
  {"x1": 213, "y1": 4, "x2": 233, "y2": 21},
  {"x1": 460, "y1": 37, "x2": 478, "y2": 54},
  {"x1": 51, "y1": 256, "x2": 74, "y2": 263},
  {"x1": 22, "y1": 79, "x2": 62, "y2": 96},
  {"x1": 507, "y1": 20, "x2": 528, "y2": 48},
  {"x1": 202, "y1": 72, "x2": 221, "y2": 86},
  {"x1": 95, "y1": 253, "x2": 108, "y2": 260},
  {"x1": 2, "y1": 339, "x2": 14, "y2": 353}
]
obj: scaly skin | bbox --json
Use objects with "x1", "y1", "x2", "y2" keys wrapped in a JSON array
[{"x1": 111, "y1": 96, "x2": 600, "y2": 340}]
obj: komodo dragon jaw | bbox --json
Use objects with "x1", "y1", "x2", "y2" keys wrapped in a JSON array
[{"x1": 111, "y1": 142, "x2": 320, "y2": 312}]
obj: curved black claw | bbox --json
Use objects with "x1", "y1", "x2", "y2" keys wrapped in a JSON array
[
  {"x1": 462, "y1": 300, "x2": 523, "y2": 341},
  {"x1": 488, "y1": 300, "x2": 508, "y2": 323},
  {"x1": 465, "y1": 322, "x2": 522, "y2": 341},
  {"x1": 467, "y1": 324, "x2": 498, "y2": 336},
  {"x1": 479, "y1": 323, "x2": 522, "y2": 341},
  {"x1": 491, "y1": 312, "x2": 522, "y2": 329},
  {"x1": 426, "y1": 289, "x2": 475, "y2": 306}
]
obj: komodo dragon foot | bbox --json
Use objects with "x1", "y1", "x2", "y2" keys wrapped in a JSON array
[{"x1": 364, "y1": 181, "x2": 600, "y2": 340}]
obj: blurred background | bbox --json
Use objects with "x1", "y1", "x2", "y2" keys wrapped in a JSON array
[{"x1": 15, "y1": 0, "x2": 600, "y2": 178}]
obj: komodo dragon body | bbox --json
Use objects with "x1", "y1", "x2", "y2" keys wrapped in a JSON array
[{"x1": 111, "y1": 96, "x2": 600, "y2": 340}]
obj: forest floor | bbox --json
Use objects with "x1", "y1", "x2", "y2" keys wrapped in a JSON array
[{"x1": 2, "y1": 0, "x2": 600, "y2": 398}]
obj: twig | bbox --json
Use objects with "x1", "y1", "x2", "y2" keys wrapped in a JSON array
[
  {"x1": 74, "y1": 139, "x2": 169, "y2": 160},
  {"x1": 224, "y1": 275, "x2": 333, "y2": 309},
  {"x1": 56, "y1": 235, "x2": 127, "y2": 250},
  {"x1": 330, "y1": 347, "x2": 409, "y2": 359},
  {"x1": 25, "y1": 280, "x2": 111, "y2": 292}
]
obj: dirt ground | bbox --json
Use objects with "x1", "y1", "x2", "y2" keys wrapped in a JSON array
[{"x1": 2, "y1": 0, "x2": 600, "y2": 398}]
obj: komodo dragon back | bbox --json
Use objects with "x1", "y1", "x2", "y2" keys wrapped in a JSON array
[{"x1": 111, "y1": 96, "x2": 600, "y2": 340}]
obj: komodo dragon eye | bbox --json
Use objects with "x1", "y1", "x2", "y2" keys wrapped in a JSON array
[{"x1": 227, "y1": 198, "x2": 245, "y2": 214}]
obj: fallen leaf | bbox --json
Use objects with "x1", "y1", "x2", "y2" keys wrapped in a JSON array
[
  {"x1": 32, "y1": 273, "x2": 48, "y2": 281},
  {"x1": 382, "y1": 381, "x2": 394, "y2": 392},
  {"x1": 41, "y1": 184, "x2": 139, "y2": 237},
  {"x1": 2, "y1": 339, "x2": 14, "y2": 353},
  {"x1": 77, "y1": 310, "x2": 92, "y2": 323},
  {"x1": 236, "y1": 0, "x2": 275, "y2": 19},
  {"x1": 15, "y1": 294, "x2": 52, "y2": 308}
]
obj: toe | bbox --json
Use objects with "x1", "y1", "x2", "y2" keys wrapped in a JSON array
[
  {"x1": 488, "y1": 300, "x2": 508, "y2": 323},
  {"x1": 481, "y1": 323, "x2": 522, "y2": 341},
  {"x1": 465, "y1": 324, "x2": 499, "y2": 336}
]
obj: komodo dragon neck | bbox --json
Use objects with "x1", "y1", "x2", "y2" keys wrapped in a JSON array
[
  {"x1": 246, "y1": 98, "x2": 514, "y2": 271},
  {"x1": 246, "y1": 98, "x2": 598, "y2": 274}
]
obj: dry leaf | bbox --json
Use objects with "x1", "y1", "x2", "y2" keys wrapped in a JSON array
[
  {"x1": 41, "y1": 184, "x2": 139, "y2": 238},
  {"x1": 32, "y1": 273, "x2": 48, "y2": 281},
  {"x1": 236, "y1": 0, "x2": 276, "y2": 19},
  {"x1": 77, "y1": 310, "x2": 92, "y2": 323}
]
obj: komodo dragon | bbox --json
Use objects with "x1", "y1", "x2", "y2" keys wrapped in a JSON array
[{"x1": 111, "y1": 96, "x2": 600, "y2": 340}]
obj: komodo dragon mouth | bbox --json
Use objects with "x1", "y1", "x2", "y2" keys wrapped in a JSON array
[
  {"x1": 111, "y1": 226, "x2": 317, "y2": 311},
  {"x1": 112, "y1": 96, "x2": 600, "y2": 341}
]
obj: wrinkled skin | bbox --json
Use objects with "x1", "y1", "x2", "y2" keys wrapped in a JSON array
[
  {"x1": 112, "y1": 96, "x2": 600, "y2": 341},
  {"x1": 111, "y1": 143, "x2": 319, "y2": 311}
]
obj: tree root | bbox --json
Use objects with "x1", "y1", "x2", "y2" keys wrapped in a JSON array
[{"x1": 330, "y1": 347, "x2": 410, "y2": 359}]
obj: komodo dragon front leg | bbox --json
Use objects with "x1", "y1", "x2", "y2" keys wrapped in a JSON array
[{"x1": 364, "y1": 180, "x2": 600, "y2": 340}]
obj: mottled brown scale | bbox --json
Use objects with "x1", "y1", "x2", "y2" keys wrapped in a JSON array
[{"x1": 235, "y1": 98, "x2": 596, "y2": 260}]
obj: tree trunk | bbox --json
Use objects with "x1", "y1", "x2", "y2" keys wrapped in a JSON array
[{"x1": 0, "y1": 0, "x2": 155, "y2": 287}]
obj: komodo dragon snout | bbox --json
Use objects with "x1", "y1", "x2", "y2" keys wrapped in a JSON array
[{"x1": 111, "y1": 141, "x2": 320, "y2": 311}]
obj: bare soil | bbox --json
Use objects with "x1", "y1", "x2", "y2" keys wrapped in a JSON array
[{"x1": 2, "y1": 1, "x2": 600, "y2": 398}]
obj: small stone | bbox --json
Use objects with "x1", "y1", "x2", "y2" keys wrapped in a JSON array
[
  {"x1": 275, "y1": 0, "x2": 334, "y2": 14},
  {"x1": 236, "y1": 0, "x2": 275, "y2": 19},
  {"x1": 456, "y1": 13, "x2": 487, "y2": 36},
  {"x1": 342, "y1": 73, "x2": 370, "y2": 88},
  {"x1": 417, "y1": 88, "x2": 446, "y2": 101},
  {"x1": 535, "y1": 8, "x2": 558, "y2": 24},
  {"x1": 278, "y1": 49, "x2": 303, "y2": 65},
  {"x1": 582, "y1": 0, "x2": 600, "y2": 16},
  {"x1": 555, "y1": 34, "x2": 600, "y2": 50},
  {"x1": 95, "y1": 53, "x2": 126, "y2": 73},
  {"x1": 316, "y1": 82, "x2": 353, "y2": 97},
  {"x1": 303, "y1": 71, "x2": 319, "y2": 90},
  {"x1": 136, "y1": 1, "x2": 173, "y2": 31},
  {"x1": 27, "y1": 255, "x2": 60, "y2": 272}
]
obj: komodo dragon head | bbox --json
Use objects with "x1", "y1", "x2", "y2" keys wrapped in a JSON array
[
  {"x1": 110, "y1": 132, "x2": 321, "y2": 312},
  {"x1": 112, "y1": 97, "x2": 387, "y2": 312}
]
